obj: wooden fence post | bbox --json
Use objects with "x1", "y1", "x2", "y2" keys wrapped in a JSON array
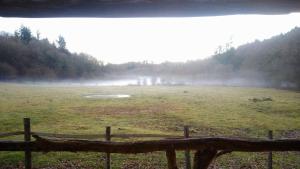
[
  {"x1": 184, "y1": 126, "x2": 191, "y2": 169},
  {"x1": 268, "y1": 130, "x2": 273, "y2": 169},
  {"x1": 24, "y1": 118, "x2": 31, "y2": 169},
  {"x1": 166, "y1": 149, "x2": 178, "y2": 169},
  {"x1": 105, "y1": 126, "x2": 111, "y2": 169},
  {"x1": 193, "y1": 149, "x2": 217, "y2": 169}
]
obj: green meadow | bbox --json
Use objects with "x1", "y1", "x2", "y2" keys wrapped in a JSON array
[{"x1": 0, "y1": 83, "x2": 299, "y2": 168}]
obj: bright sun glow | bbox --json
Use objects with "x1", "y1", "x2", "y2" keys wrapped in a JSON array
[{"x1": 1, "y1": 13, "x2": 300, "y2": 64}]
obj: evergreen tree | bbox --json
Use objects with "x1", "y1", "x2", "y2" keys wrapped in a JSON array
[
  {"x1": 18, "y1": 25, "x2": 32, "y2": 44},
  {"x1": 57, "y1": 35, "x2": 66, "y2": 49}
]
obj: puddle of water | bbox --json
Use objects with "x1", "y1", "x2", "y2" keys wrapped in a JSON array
[{"x1": 84, "y1": 94, "x2": 131, "y2": 99}]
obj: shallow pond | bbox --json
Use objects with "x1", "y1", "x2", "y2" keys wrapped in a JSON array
[{"x1": 83, "y1": 94, "x2": 131, "y2": 99}]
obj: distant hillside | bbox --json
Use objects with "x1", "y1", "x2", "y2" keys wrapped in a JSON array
[
  {"x1": 106, "y1": 27, "x2": 300, "y2": 89},
  {"x1": 1, "y1": 26, "x2": 299, "y2": 89},
  {"x1": 0, "y1": 26, "x2": 103, "y2": 80},
  {"x1": 210, "y1": 27, "x2": 300, "y2": 88}
]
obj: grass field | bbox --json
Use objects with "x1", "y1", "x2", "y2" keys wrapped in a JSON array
[{"x1": 0, "y1": 83, "x2": 300, "y2": 168}]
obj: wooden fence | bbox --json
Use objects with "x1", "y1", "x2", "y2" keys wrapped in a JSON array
[{"x1": 0, "y1": 118, "x2": 300, "y2": 169}]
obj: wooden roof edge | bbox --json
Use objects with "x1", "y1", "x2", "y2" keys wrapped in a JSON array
[{"x1": 1, "y1": 0, "x2": 300, "y2": 18}]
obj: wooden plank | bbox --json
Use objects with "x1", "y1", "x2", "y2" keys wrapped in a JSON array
[
  {"x1": 32, "y1": 132, "x2": 105, "y2": 139},
  {"x1": 0, "y1": 132, "x2": 246, "y2": 140},
  {"x1": 24, "y1": 118, "x2": 31, "y2": 169},
  {"x1": 166, "y1": 149, "x2": 178, "y2": 169},
  {"x1": 0, "y1": 131, "x2": 24, "y2": 138},
  {"x1": 112, "y1": 134, "x2": 182, "y2": 139},
  {"x1": 1, "y1": 136, "x2": 300, "y2": 153},
  {"x1": 31, "y1": 132, "x2": 181, "y2": 139},
  {"x1": 0, "y1": 0, "x2": 300, "y2": 17},
  {"x1": 12, "y1": 136, "x2": 300, "y2": 153},
  {"x1": 105, "y1": 126, "x2": 111, "y2": 169},
  {"x1": 0, "y1": 140, "x2": 27, "y2": 151},
  {"x1": 184, "y1": 126, "x2": 191, "y2": 169}
]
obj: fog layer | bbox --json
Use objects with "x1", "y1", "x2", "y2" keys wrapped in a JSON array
[{"x1": 0, "y1": 27, "x2": 300, "y2": 89}]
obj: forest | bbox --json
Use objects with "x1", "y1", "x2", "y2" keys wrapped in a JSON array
[
  {"x1": 0, "y1": 26, "x2": 299, "y2": 89},
  {"x1": 0, "y1": 26, "x2": 104, "y2": 80},
  {"x1": 106, "y1": 27, "x2": 300, "y2": 89}
]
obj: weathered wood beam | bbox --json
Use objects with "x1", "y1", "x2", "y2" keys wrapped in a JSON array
[
  {"x1": 0, "y1": 131, "x2": 24, "y2": 138},
  {"x1": 0, "y1": 136, "x2": 300, "y2": 153},
  {"x1": 0, "y1": 131, "x2": 182, "y2": 139},
  {"x1": 0, "y1": 140, "x2": 27, "y2": 151},
  {"x1": 0, "y1": 0, "x2": 300, "y2": 18}
]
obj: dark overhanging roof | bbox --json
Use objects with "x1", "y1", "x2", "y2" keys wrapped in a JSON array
[{"x1": 0, "y1": 0, "x2": 300, "y2": 18}]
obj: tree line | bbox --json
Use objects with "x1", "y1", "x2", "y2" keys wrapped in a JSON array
[
  {"x1": 0, "y1": 26, "x2": 299, "y2": 89},
  {"x1": 0, "y1": 26, "x2": 104, "y2": 80},
  {"x1": 106, "y1": 27, "x2": 300, "y2": 89}
]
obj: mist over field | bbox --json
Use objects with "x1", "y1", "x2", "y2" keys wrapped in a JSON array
[{"x1": 1, "y1": 25, "x2": 300, "y2": 89}]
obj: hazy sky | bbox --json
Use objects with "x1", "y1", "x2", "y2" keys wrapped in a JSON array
[{"x1": 1, "y1": 13, "x2": 300, "y2": 64}]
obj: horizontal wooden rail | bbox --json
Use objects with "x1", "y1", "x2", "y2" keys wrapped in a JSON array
[
  {"x1": 1, "y1": 135, "x2": 299, "y2": 153},
  {"x1": 0, "y1": 131, "x2": 24, "y2": 138},
  {"x1": 1, "y1": 131, "x2": 270, "y2": 140},
  {"x1": 33, "y1": 132, "x2": 105, "y2": 139},
  {"x1": 40, "y1": 133, "x2": 181, "y2": 139},
  {"x1": 0, "y1": 131, "x2": 182, "y2": 139},
  {"x1": 112, "y1": 134, "x2": 182, "y2": 139}
]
